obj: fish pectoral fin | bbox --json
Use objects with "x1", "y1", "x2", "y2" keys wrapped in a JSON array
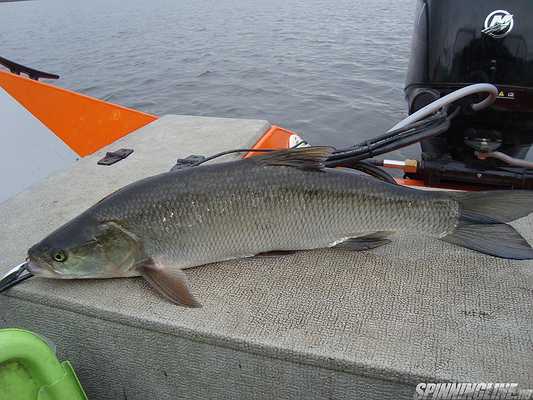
[
  {"x1": 249, "y1": 146, "x2": 333, "y2": 171},
  {"x1": 332, "y1": 232, "x2": 393, "y2": 251},
  {"x1": 136, "y1": 258, "x2": 201, "y2": 308}
]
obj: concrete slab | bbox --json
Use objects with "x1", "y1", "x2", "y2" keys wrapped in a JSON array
[{"x1": 1, "y1": 115, "x2": 532, "y2": 399}]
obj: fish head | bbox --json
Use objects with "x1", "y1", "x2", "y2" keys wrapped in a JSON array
[{"x1": 27, "y1": 216, "x2": 144, "y2": 279}]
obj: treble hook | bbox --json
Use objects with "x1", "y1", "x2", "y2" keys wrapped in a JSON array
[{"x1": 0, "y1": 262, "x2": 33, "y2": 292}]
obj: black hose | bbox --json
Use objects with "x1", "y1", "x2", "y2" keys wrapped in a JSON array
[
  {"x1": 328, "y1": 114, "x2": 448, "y2": 162},
  {"x1": 326, "y1": 114, "x2": 450, "y2": 167},
  {"x1": 337, "y1": 112, "x2": 445, "y2": 154},
  {"x1": 348, "y1": 161, "x2": 398, "y2": 185}
]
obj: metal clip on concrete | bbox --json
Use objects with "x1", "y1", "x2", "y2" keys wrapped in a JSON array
[{"x1": 0, "y1": 262, "x2": 32, "y2": 293}]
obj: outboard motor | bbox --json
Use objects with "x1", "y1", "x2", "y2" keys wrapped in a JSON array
[{"x1": 405, "y1": 0, "x2": 533, "y2": 188}]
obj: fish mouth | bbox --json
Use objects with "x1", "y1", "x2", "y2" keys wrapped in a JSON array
[
  {"x1": 25, "y1": 259, "x2": 42, "y2": 274},
  {"x1": 26, "y1": 258, "x2": 58, "y2": 278}
]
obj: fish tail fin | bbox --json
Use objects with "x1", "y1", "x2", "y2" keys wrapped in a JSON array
[
  {"x1": 441, "y1": 190, "x2": 533, "y2": 260},
  {"x1": 449, "y1": 190, "x2": 533, "y2": 222}
]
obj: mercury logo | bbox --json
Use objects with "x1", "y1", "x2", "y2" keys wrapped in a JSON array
[{"x1": 482, "y1": 10, "x2": 514, "y2": 38}]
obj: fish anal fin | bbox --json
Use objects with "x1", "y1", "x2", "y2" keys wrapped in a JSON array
[
  {"x1": 254, "y1": 250, "x2": 298, "y2": 258},
  {"x1": 250, "y1": 147, "x2": 333, "y2": 171},
  {"x1": 136, "y1": 258, "x2": 201, "y2": 307},
  {"x1": 332, "y1": 232, "x2": 393, "y2": 251}
]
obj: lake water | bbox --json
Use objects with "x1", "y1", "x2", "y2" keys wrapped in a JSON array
[{"x1": 1, "y1": 0, "x2": 415, "y2": 154}]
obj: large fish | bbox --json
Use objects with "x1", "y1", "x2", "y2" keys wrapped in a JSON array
[{"x1": 27, "y1": 147, "x2": 533, "y2": 306}]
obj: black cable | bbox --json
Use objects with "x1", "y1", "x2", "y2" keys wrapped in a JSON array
[
  {"x1": 328, "y1": 109, "x2": 458, "y2": 182},
  {"x1": 331, "y1": 111, "x2": 447, "y2": 157},
  {"x1": 326, "y1": 114, "x2": 450, "y2": 167},
  {"x1": 329, "y1": 118, "x2": 447, "y2": 162},
  {"x1": 190, "y1": 113, "x2": 448, "y2": 168},
  {"x1": 186, "y1": 106, "x2": 458, "y2": 187},
  {"x1": 188, "y1": 136, "x2": 313, "y2": 166},
  {"x1": 349, "y1": 161, "x2": 398, "y2": 184},
  {"x1": 190, "y1": 148, "x2": 275, "y2": 167}
]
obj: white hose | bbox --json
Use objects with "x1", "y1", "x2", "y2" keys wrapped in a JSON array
[
  {"x1": 478, "y1": 151, "x2": 533, "y2": 169},
  {"x1": 388, "y1": 83, "x2": 499, "y2": 132}
]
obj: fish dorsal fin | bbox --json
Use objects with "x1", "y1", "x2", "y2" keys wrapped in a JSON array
[{"x1": 250, "y1": 147, "x2": 334, "y2": 171}]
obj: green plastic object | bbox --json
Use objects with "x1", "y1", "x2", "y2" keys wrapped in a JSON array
[{"x1": 0, "y1": 328, "x2": 87, "y2": 400}]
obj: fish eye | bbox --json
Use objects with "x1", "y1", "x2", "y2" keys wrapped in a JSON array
[{"x1": 51, "y1": 249, "x2": 68, "y2": 263}]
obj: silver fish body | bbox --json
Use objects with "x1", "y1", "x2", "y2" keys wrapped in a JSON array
[
  {"x1": 27, "y1": 147, "x2": 533, "y2": 306},
  {"x1": 94, "y1": 161, "x2": 457, "y2": 267}
]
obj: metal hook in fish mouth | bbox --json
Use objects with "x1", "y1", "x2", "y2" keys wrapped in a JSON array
[{"x1": 0, "y1": 261, "x2": 34, "y2": 293}]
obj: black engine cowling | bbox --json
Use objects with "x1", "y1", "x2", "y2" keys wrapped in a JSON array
[{"x1": 405, "y1": 0, "x2": 533, "y2": 187}]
